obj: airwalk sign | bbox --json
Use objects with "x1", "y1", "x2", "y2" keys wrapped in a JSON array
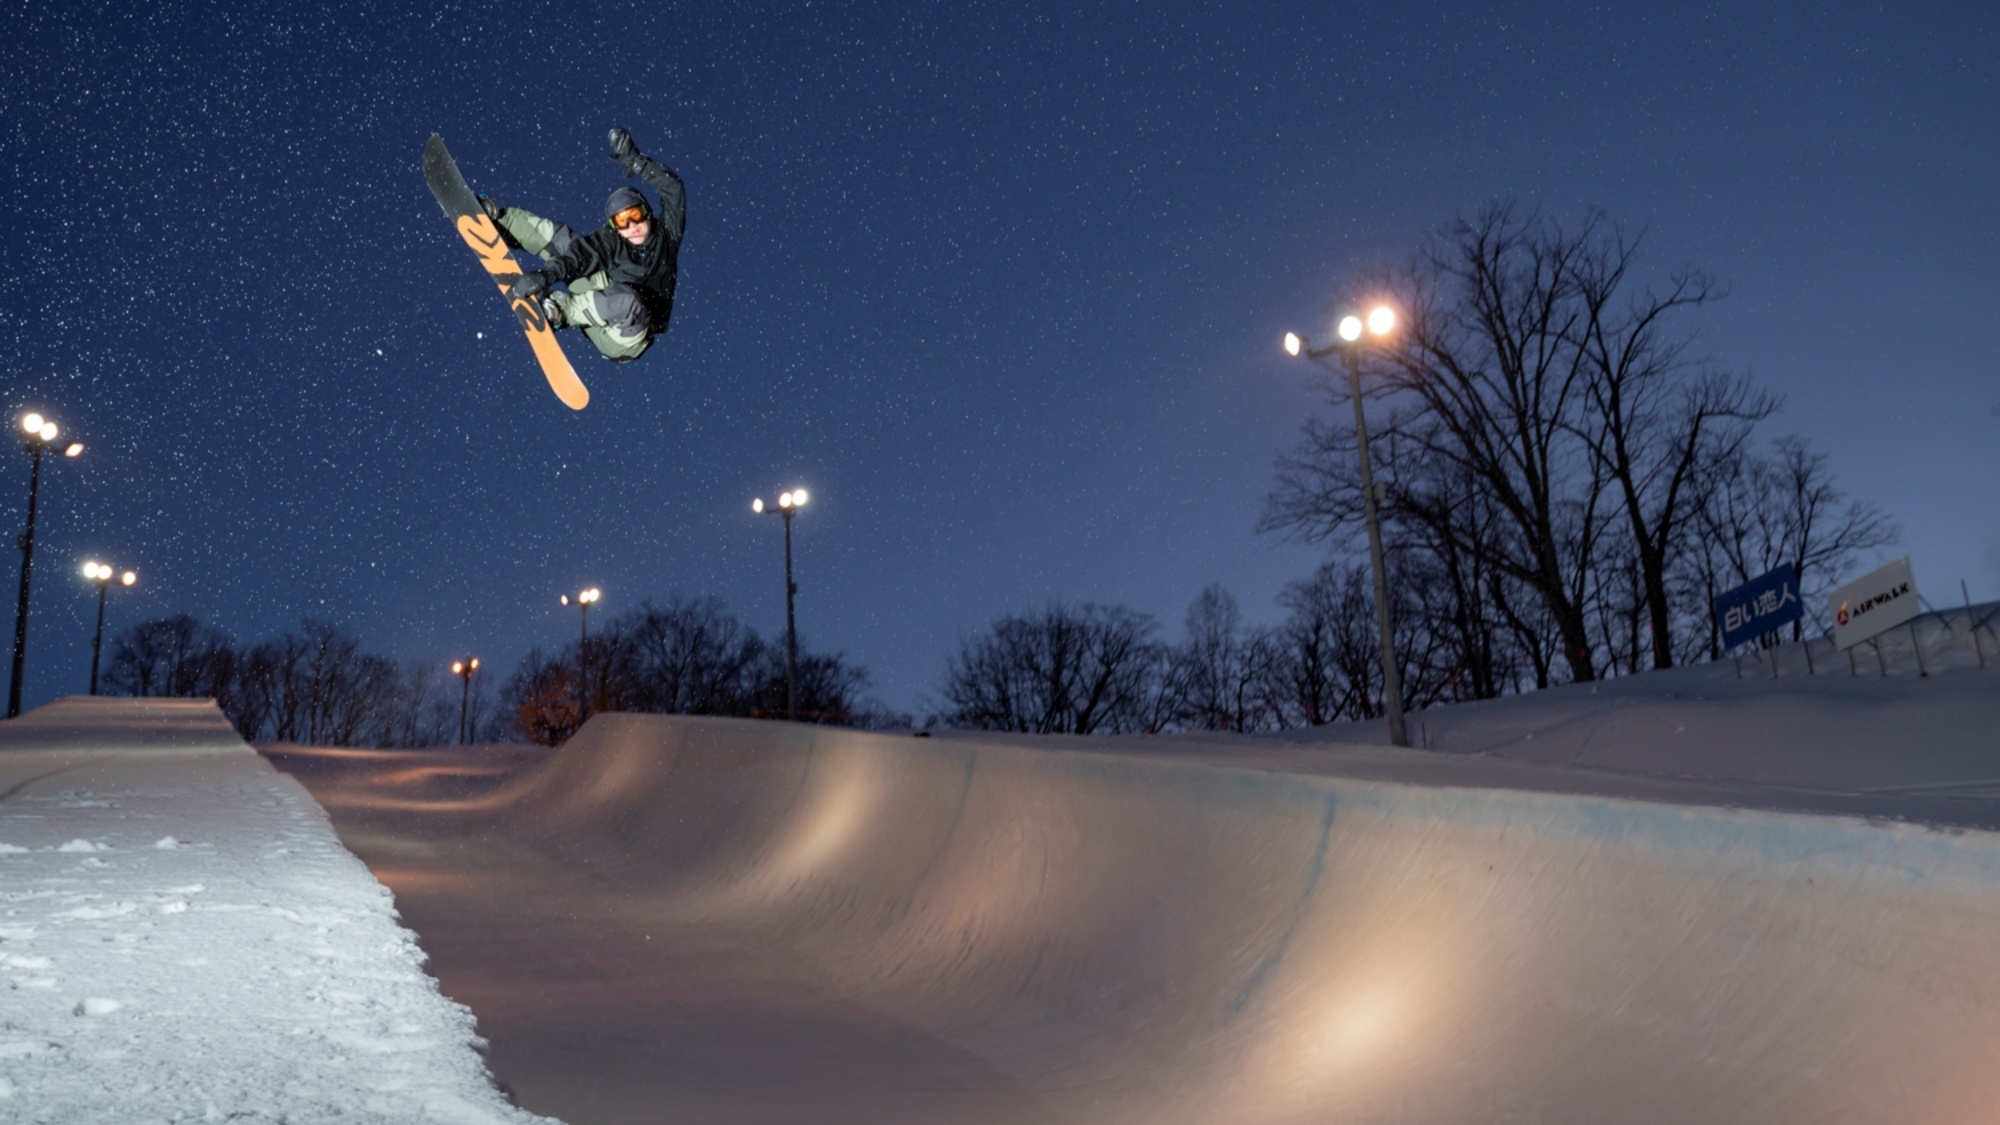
[
  {"x1": 1712, "y1": 564, "x2": 1803, "y2": 649},
  {"x1": 1830, "y1": 556, "x2": 1921, "y2": 650}
]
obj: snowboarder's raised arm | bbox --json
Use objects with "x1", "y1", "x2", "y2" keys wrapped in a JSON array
[
  {"x1": 608, "y1": 128, "x2": 685, "y2": 243},
  {"x1": 639, "y1": 159, "x2": 685, "y2": 243}
]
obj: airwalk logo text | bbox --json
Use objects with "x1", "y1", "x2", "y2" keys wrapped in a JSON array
[
  {"x1": 1836, "y1": 582, "x2": 1910, "y2": 627},
  {"x1": 1830, "y1": 557, "x2": 1921, "y2": 650}
]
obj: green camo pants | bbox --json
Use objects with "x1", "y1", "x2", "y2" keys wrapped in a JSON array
[{"x1": 495, "y1": 207, "x2": 652, "y2": 362}]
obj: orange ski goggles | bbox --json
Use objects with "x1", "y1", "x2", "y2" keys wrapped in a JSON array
[{"x1": 610, "y1": 204, "x2": 650, "y2": 230}]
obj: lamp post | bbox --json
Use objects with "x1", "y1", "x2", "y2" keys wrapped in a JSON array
[
  {"x1": 10, "y1": 412, "x2": 84, "y2": 718},
  {"x1": 751, "y1": 487, "x2": 810, "y2": 721},
  {"x1": 559, "y1": 587, "x2": 599, "y2": 723},
  {"x1": 1283, "y1": 306, "x2": 1408, "y2": 747},
  {"x1": 81, "y1": 561, "x2": 136, "y2": 696},
  {"x1": 450, "y1": 658, "x2": 480, "y2": 745}
]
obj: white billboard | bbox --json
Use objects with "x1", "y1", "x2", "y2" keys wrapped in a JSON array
[{"x1": 1829, "y1": 556, "x2": 1921, "y2": 650}]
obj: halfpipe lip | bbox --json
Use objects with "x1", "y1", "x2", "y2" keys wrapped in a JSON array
[{"x1": 871, "y1": 719, "x2": 2000, "y2": 834}]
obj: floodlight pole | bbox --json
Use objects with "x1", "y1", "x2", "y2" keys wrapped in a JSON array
[
  {"x1": 1285, "y1": 327, "x2": 1407, "y2": 747},
  {"x1": 9, "y1": 441, "x2": 47, "y2": 719},
  {"x1": 452, "y1": 659, "x2": 479, "y2": 744},
  {"x1": 752, "y1": 490, "x2": 810, "y2": 722},
  {"x1": 1344, "y1": 345, "x2": 1408, "y2": 748},
  {"x1": 88, "y1": 578, "x2": 109, "y2": 695},
  {"x1": 558, "y1": 589, "x2": 599, "y2": 734},
  {"x1": 782, "y1": 508, "x2": 798, "y2": 722}
]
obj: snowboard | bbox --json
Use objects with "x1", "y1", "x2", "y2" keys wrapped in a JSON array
[{"x1": 422, "y1": 134, "x2": 589, "y2": 411}]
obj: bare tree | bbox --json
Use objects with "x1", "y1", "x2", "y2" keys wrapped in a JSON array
[
  {"x1": 1264, "y1": 562, "x2": 1374, "y2": 726},
  {"x1": 935, "y1": 602, "x2": 1163, "y2": 734},
  {"x1": 500, "y1": 596, "x2": 876, "y2": 738},
  {"x1": 506, "y1": 647, "x2": 582, "y2": 747},
  {"x1": 1378, "y1": 474, "x2": 1528, "y2": 703},
  {"x1": 377, "y1": 660, "x2": 456, "y2": 748},
  {"x1": 1266, "y1": 202, "x2": 1616, "y2": 681},
  {"x1": 1176, "y1": 583, "x2": 1276, "y2": 732},
  {"x1": 103, "y1": 615, "x2": 235, "y2": 700},
  {"x1": 1570, "y1": 229, "x2": 1776, "y2": 668},
  {"x1": 1255, "y1": 558, "x2": 1452, "y2": 729},
  {"x1": 285, "y1": 620, "x2": 379, "y2": 746},
  {"x1": 1693, "y1": 435, "x2": 1898, "y2": 645},
  {"x1": 236, "y1": 633, "x2": 310, "y2": 741},
  {"x1": 748, "y1": 642, "x2": 873, "y2": 724},
  {"x1": 1266, "y1": 201, "x2": 1790, "y2": 681},
  {"x1": 625, "y1": 596, "x2": 767, "y2": 714}
]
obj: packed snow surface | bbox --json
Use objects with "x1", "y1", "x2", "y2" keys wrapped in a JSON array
[
  {"x1": 261, "y1": 609, "x2": 2000, "y2": 1124},
  {"x1": 7, "y1": 608, "x2": 1996, "y2": 1124},
  {"x1": 0, "y1": 697, "x2": 552, "y2": 1124}
]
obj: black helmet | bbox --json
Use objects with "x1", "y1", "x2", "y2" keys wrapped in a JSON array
[{"x1": 605, "y1": 186, "x2": 650, "y2": 227}]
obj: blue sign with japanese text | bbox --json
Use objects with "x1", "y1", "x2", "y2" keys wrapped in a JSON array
[{"x1": 1712, "y1": 564, "x2": 1804, "y2": 649}]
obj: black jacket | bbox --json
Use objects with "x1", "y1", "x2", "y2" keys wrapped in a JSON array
[{"x1": 546, "y1": 158, "x2": 686, "y2": 332}]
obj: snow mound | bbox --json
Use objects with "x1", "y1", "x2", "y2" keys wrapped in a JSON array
[{"x1": 0, "y1": 696, "x2": 555, "y2": 1124}]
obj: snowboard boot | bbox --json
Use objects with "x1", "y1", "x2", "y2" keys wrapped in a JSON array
[{"x1": 476, "y1": 194, "x2": 523, "y2": 249}]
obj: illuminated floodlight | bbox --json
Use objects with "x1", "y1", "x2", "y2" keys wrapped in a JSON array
[
  {"x1": 64, "y1": 442, "x2": 83, "y2": 457},
  {"x1": 21, "y1": 413, "x2": 42, "y2": 434},
  {"x1": 38, "y1": 423, "x2": 58, "y2": 442},
  {"x1": 791, "y1": 489, "x2": 809, "y2": 508},
  {"x1": 82, "y1": 561, "x2": 104, "y2": 580},
  {"x1": 1338, "y1": 315, "x2": 1363, "y2": 342},
  {"x1": 120, "y1": 571, "x2": 135, "y2": 586},
  {"x1": 753, "y1": 498, "x2": 765, "y2": 514},
  {"x1": 1283, "y1": 332, "x2": 1302, "y2": 357},
  {"x1": 779, "y1": 491, "x2": 794, "y2": 509},
  {"x1": 1367, "y1": 305, "x2": 1396, "y2": 336}
]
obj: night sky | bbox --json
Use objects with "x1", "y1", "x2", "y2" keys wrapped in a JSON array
[{"x1": 4, "y1": 0, "x2": 1995, "y2": 717}]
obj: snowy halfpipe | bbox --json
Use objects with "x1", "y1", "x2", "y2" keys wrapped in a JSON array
[{"x1": 277, "y1": 700, "x2": 2000, "y2": 1125}]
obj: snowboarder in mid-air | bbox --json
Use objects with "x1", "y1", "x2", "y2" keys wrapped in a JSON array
[{"x1": 480, "y1": 128, "x2": 686, "y2": 363}]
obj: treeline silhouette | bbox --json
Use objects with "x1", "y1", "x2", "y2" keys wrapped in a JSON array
[
  {"x1": 935, "y1": 572, "x2": 1533, "y2": 735},
  {"x1": 100, "y1": 595, "x2": 876, "y2": 746}
]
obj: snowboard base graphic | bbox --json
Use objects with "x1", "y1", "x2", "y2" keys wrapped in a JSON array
[{"x1": 423, "y1": 134, "x2": 589, "y2": 411}]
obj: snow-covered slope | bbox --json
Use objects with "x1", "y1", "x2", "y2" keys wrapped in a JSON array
[
  {"x1": 968, "y1": 604, "x2": 2000, "y2": 830},
  {"x1": 0, "y1": 697, "x2": 554, "y2": 1124},
  {"x1": 276, "y1": 625, "x2": 2000, "y2": 1124},
  {"x1": 16, "y1": 609, "x2": 1991, "y2": 1124}
]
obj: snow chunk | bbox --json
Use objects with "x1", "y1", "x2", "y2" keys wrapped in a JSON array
[
  {"x1": 154, "y1": 836, "x2": 182, "y2": 850},
  {"x1": 73, "y1": 997, "x2": 123, "y2": 1017},
  {"x1": 57, "y1": 839, "x2": 107, "y2": 853},
  {"x1": 53, "y1": 903, "x2": 137, "y2": 920},
  {"x1": 0, "y1": 843, "x2": 28, "y2": 854}
]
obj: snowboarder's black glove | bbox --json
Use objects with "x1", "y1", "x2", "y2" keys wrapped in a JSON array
[
  {"x1": 607, "y1": 127, "x2": 645, "y2": 176},
  {"x1": 508, "y1": 272, "x2": 550, "y2": 300}
]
